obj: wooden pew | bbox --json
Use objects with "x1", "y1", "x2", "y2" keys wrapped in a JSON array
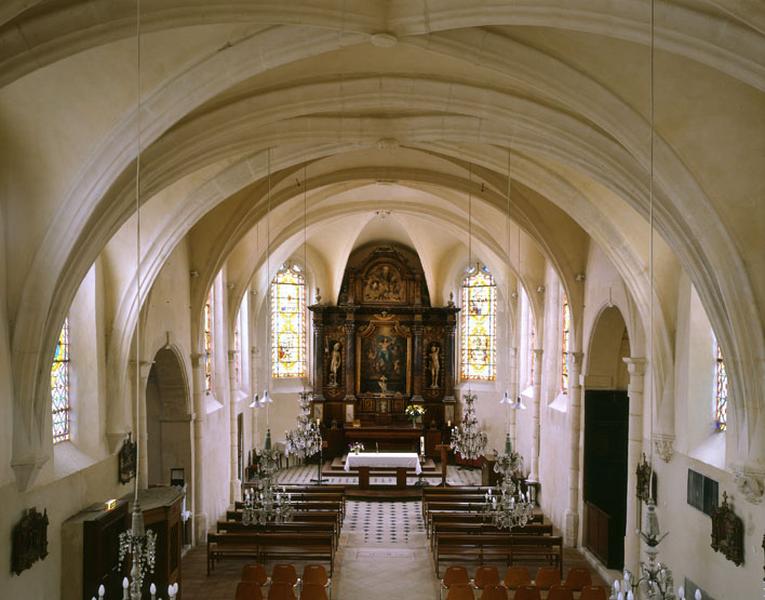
[
  {"x1": 225, "y1": 509, "x2": 342, "y2": 540},
  {"x1": 433, "y1": 533, "x2": 563, "y2": 577},
  {"x1": 207, "y1": 531, "x2": 334, "y2": 575},
  {"x1": 430, "y1": 522, "x2": 553, "y2": 548},
  {"x1": 427, "y1": 510, "x2": 543, "y2": 537},
  {"x1": 216, "y1": 520, "x2": 337, "y2": 546},
  {"x1": 236, "y1": 494, "x2": 345, "y2": 517}
]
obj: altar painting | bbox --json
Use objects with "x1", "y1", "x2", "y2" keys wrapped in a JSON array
[{"x1": 357, "y1": 323, "x2": 411, "y2": 395}]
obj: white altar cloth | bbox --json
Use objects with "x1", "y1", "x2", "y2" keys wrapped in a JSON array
[{"x1": 344, "y1": 452, "x2": 422, "y2": 475}]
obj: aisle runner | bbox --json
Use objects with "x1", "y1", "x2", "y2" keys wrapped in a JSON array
[{"x1": 333, "y1": 501, "x2": 438, "y2": 600}]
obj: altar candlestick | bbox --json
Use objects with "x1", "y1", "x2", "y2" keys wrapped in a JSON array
[{"x1": 420, "y1": 436, "x2": 425, "y2": 456}]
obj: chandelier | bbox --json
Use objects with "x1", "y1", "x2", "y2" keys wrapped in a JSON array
[
  {"x1": 450, "y1": 392, "x2": 488, "y2": 460},
  {"x1": 242, "y1": 430, "x2": 294, "y2": 525},
  {"x1": 483, "y1": 434, "x2": 534, "y2": 529},
  {"x1": 284, "y1": 391, "x2": 321, "y2": 459}
]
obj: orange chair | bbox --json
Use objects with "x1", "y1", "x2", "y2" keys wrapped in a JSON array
[
  {"x1": 300, "y1": 583, "x2": 328, "y2": 600},
  {"x1": 302, "y1": 564, "x2": 331, "y2": 599},
  {"x1": 534, "y1": 566, "x2": 561, "y2": 590},
  {"x1": 514, "y1": 585, "x2": 541, "y2": 600},
  {"x1": 268, "y1": 582, "x2": 297, "y2": 600},
  {"x1": 242, "y1": 564, "x2": 269, "y2": 586},
  {"x1": 236, "y1": 581, "x2": 264, "y2": 600},
  {"x1": 480, "y1": 584, "x2": 509, "y2": 599},
  {"x1": 474, "y1": 566, "x2": 500, "y2": 589},
  {"x1": 503, "y1": 566, "x2": 531, "y2": 590},
  {"x1": 445, "y1": 583, "x2": 476, "y2": 600},
  {"x1": 272, "y1": 564, "x2": 299, "y2": 586},
  {"x1": 547, "y1": 584, "x2": 574, "y2": 600},
  {"x1": 580, "y1": 585, "x2": 609, "y2": 600},
  {"x1": 442, "y1": 566, "x2": 471, "y2": 588},
  {"x1": 563, "y1": 567, "x2": 592, "y2": 591}
]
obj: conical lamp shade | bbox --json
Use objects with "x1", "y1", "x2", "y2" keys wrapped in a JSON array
[
  {"x1": 511, "y1": 395, "x2": 527, "y2": 410},
  {"x1": 262, "y1": 389, "x2": 272, "y2": 404},
  {"x1": 500, "y1": 390, "x2": 512, "y2": 404},
  {"x1": 248, "y1": 393, "x2": 260, "y2": 408}
]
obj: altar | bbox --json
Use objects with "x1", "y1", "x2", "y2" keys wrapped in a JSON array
[{"x1": 344, "y1": 452, "x2": 422, "y2": 489}]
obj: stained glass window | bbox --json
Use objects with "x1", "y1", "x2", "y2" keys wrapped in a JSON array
[
  {"x1": 51, "y1": 318, "x2": 70, "y2": 443},
  {"x1": 461, "y1": 264, "x2": 496, "y2": 381},
  {"x1": 714, "y1": 342, "x2": 727, "y2": 431},
  {"x1": 561, "y1": 293, "x2": 570, "y2": 392},
  {"x1": 204, "y1": 290, "x2": 214, "y2": 394},
  {"x1": 271, "y1": 263, "x2": 306, "y2": 378}
]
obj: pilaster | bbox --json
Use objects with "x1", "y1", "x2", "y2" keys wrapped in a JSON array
[
  {"x1": 564, "y1": 351, "x2": 583, "y2": 547},
  {"x1": 623, "y1": 357, "x2": 646, "y2": 572}
]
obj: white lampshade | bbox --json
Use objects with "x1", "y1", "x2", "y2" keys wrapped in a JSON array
[
  {"x1": 262, "y1": 389, "x2": 273, "y2": 404},
  {"x1": 248, "y1": 393, "x2": 260, "y2": 408},
  {"x1": 500, "y1": 390, "x2": 512, "y2": 404},
  {"x1": 511, "y1": 395, "x2": 527, "y2": 410}
]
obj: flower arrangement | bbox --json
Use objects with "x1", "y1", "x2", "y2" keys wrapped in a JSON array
[
  {"x1": 405, "y1": 403, "x2": 426, "y2": 428},
  {"x1": 349, "y1": 442, "x2": 365, "y2": 455},
  {"x1": 405, "y1": 404, "x2": 426, "y2": 417}
]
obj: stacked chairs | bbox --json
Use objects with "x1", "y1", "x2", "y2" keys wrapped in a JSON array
[{"x1": 235, "y1": 563, "x2": 332, "y2": 600}]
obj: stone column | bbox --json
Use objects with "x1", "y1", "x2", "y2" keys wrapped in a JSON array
[
  {"x1": 136, "y1": 360, "x2": 152, "y2": 491},
  {"x1": 312, "y1": 313, "x2": 325, "y2": 401},
  {"x1": 508, "y1": 347, "x2": 519, "y2": 446},
  {"x1": 623, "y1": 357, "x2": 646, "y2": 573},
  {"x1": 190, "y1": 352, "x2": 207, "y2": 544},
  {"x1": 564, "y1": 351, "x2": 584, "y2": 547},
  {"x1": 529, "y1": 348, "x2": 544, "y2": 482},
  {"x1": 343, "y1": 312, "x2": 357, "y2": 403},
  {"x1": 412, "y1": 317, "x2": 424, "y2": 403},
  {"x1": 228, "y1": 350, "x2": 241, "y2": 504}
]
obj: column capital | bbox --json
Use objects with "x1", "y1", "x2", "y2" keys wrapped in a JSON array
[
  {"x1": 228, "y1": 349, "x2": 238, "y2": 362},
  {"x1": 566, "y1": 351, "x2": 583, "y2": 375},
  {"x1": 532, "y1": 348, "x2": 544, "y2": 358},
  {"x1": 190, "y1": 352, "x2": 204, "y2": 368},
  {"x1": 623, "y1": 356, "x2": 647, "y2": 376},
  {"x1": 129, "y1": 359, "x2": 154, "y2": 380}
]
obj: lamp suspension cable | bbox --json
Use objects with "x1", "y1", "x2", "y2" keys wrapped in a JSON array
[
  {"x1": 133, "y1": 0, "x2": 142, "y2": 509},
  {"x1": 648, "y1": 0, "x2": 656, "y2": 494},
  {"x1": 467, "y1": 162, "x2": 473, "y2": 390},
  {"x1": 303, "y1": 163, "x2": 308, "y2": 393},
  {"x1": 266, "y1": 148, "x2": 272, "y2": 426}
]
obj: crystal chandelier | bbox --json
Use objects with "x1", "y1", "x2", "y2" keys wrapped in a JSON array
[
  {"x1": 242, "y1": 430, "x2": 294, "y2": 525},
  {"x1": 284, "y1": 391, "x2": 321, "y2": 459},
  {"x1": 450, "y1": 392, "x2": 488, "y2": 460},
  {"x1": 483, "y1": 434, "x2": 534, "y2": 529}
]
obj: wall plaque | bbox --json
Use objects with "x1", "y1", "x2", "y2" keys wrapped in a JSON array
[
  {"x1": 11, "y1": 507, "x2": 49, "y2": 575},
  {"x1": 710, "y1": 491, "x2": 744, "y2": 566}
]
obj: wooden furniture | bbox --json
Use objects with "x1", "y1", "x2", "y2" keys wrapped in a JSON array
[
  {"x1": 309, "y1": 244, "x2": 459, "y2": 429},
  {"x1": 126, "y1": 487, "x2": 184, "y2": 599},
  {"x1": 62, "y1": 499, "x2": 129, "y2": 600}
]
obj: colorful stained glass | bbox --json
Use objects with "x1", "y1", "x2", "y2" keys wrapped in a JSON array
[
  {"x1": 271, "y1": 264, "x2": 306, "y2": 378},
  {"x1": 714, "y1": 343, "x2": 727, "y2": 431},
  {"x1": 51, "y1": 318, "x2": 70, "y2": 443},
  {"x1": 204, "y1": 290, "x2": 214, "y2": 394},
  {"x1": 561, "y1": 294, "x2": 570, "y2": 392},
  {"x1": 461, "y1": 264, "x2": 496, "y2": 381}
]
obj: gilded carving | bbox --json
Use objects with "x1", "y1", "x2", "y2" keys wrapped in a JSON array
[{"x1": 362, "y1": 264, "x2": 404, "y2": 303}]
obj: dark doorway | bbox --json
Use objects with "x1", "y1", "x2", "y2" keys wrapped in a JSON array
[{"x1": 583, "y1": 389, "x2": 628, "y2": 569}]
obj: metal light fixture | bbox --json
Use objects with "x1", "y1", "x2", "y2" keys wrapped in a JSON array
[
  {"x1": 284, "y1": 391, "x2": 321, "y2": 459},
  {"x1": 243, "y1": 430, "x2": 294, "y2": 525},
  {"x1": 484, "y1": 434, "x2": 534, "y2": 529},
  {"x1": 611, "y1": 3, "x2": 696, "y2": 599},
  {"x1": 95, "y1": 2, "x2": 177, "y2": 599},
  {"x1": 450, "y1": 392, "x2": 488, "y2": 461}
]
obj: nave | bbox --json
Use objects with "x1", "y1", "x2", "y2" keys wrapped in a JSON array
[{"x1": 190, "y1": 465, "x2": 607, "y2": 600}]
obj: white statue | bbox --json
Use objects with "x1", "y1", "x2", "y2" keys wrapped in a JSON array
[
  {"x1": 329, "y1": 342, "x2": 342, "y2": 386},
  {"x1": 429, "y1": 344, "x2": 440, "y2": 388}
]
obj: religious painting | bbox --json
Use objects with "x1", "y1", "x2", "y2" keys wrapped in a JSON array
[
  {"x1": 356, "y1": 320, "x2": 411, "y2": 395},
  {"x1": 362, "y1": 264, "x2": 404, "y2": 304},
  {"x1": 118, "y1": 433, "x2": 137, "y2": 484}
]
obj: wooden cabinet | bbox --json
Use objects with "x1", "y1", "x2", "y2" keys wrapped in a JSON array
[
  {"x1": 127, "y1": 487, "x2": 184, "y2": 599},
  {"x1": 62, "y1": 499, "x2": 129, "y2": 600}
]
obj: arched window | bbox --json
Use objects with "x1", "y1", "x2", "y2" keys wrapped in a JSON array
[
  {"x1": 461, "y1": 264, "x2": 496, "y2": 381},
  {"x1": 561, "y1": 293, "x2": 570, "y2": 392},
  {"x1": 271, "y1": 263, "x2": 306, "y2": 378},
  {"x1": 714, "y1": 342, "x2": 727, "y2": 431},
  {"x1": 203, "y1": 289, "x2": 214, "y2": 394},
  {"x1": 51, "y1": 318, "x2": 71, "y2": 443}
]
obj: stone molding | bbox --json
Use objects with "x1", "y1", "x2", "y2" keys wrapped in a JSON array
[
  {"x1": 652, "y1": 433, "x2": 675, "y2": 463},
  {"x1": 732, "y1": 464, "x2": 764, "y2": 505}
]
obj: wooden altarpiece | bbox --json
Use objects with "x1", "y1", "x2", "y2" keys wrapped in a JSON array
[{"x1": 309, "y1": 244, "x2": 458, "y2": 440}]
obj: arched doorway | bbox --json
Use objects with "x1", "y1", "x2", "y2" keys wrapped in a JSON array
[
  {"x1": 146, "y1": 348, "x2": 192, "y2": 489},
  {"x1": 583, "y1": 306, "x2": 630, "y2": 569}
]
